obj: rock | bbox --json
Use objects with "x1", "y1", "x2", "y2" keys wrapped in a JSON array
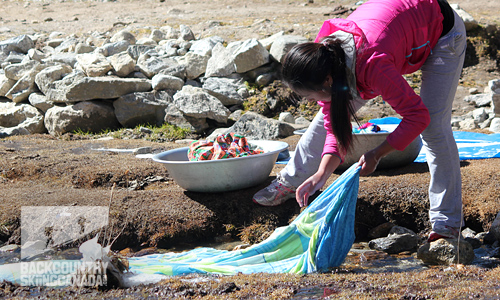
[
  {"x1": 279, "y1": 112, "x2": 295, "y2": 123},
  {"x1": 164, "y1": 105, "x2": 209, "y2": 133},
  {"x1": 490, "y1": 118, "x2": 500, "y2": 133},
  {"x1": 113, "y1": 90, "x2": 172, "y2": 128},
  {"x1": 0, "y1": 73, "x2": 16, "y2": 97},
  {"x1": 158, "y1": 64, "x2": 187, "y2": 80},
  {"x1": 44, "y1": 101, "x2": 120, "y2": 135},
  {"x1": 205, "y1": 42, "x2": 236, "y2": 77},
  {"x1": 75, "y1": 52, "x2": 113, "y2": 77},
  {"x1": 463, "y1": 93, "x2": 495, "y2": 107},
  {"x1": 179, "y1": 24, "x2": 195, "y2": 41},
  {"x1": 28, "y1": 92, "x2": 54, "y2": 113},
  {"x1": 231, "y1": 38, "x2": 270, "y2": 73},
  {"x1": 295, "y1": 117, "x2": 311, "y2": 126},
  {"x1": 368, "y1": 233, "x2": 419, "y2": 254},
  {"x1": 109, "y1": 52, "x2": 136, "y2": 77},
  {"x1": 269, "y1": 35, "x2": 308, "y2": 63},
  {"x1": 201, "y1": 77, "x2": 244, "y2": 106},
  {"x1": 151, "y1": 74, "x2": 184, "y2": 91},
  {"x1": 417, "y1": 238, "x2": 475, "y2": 265},
  {"x1": 137, "y1": 53, "x2": 178, "y2": 78},
  {"x1": 176, "y1": 52, "x2": 210, "y2": 80},
  {"x1": 34, "y1": 64, "x2": 73, "y2": 95},
  {"x1": 74, "y1": 42, "x2": 95, "y2": 54},
  {"x1": 255, "y1": 73, "x2": 275, "y2": 86},
  {"x1": 472, "y1": 107, "x2": 488, "y2": 123},
  {"x1": 173, "y1": 85, "x2": 230, "y2": 124},
  {"x1": 159, "y1": 26, "x2": 180, "y2": 40},
  {"x1": 389, "y1": 225, "x2": 417, "y2": 236},
  {"x1": 45, "y1": 75, "x2": 152, "y2": 103},
  {"x1": 490, "y1": 211, "x2": 500, "y2": 242},
  {"x1": 5, "y1": 69, "x2": 42, "y2": 103},
  {"x1": 0, "y1": 102, "x2": 46, "y2": 137},
  {"x1": 149, "y1": 29, "x2": 165, "y2": 43},
  {"x1": 136, "y1": 37, "x2": 157, "y2": 46},
  {"x1": 4, "y1": 60, "x2": 40, "y2": 81},
  {"x1": 0, "y1": 34, "x2": 34, "y2": 54},
  {"x1": 42, "y1": 52, "x2": 78, "y2": 68},
  {"x1": 458, "y1": 119, "x2": 477, "y2": 130},
  {"x1": 127, "y1": 44, "x2": 156, "y2": 61},
  {"x1": 110, "y1": 30, "x2": 136, "y2": 45},
  {"x1": 190, "y1": 36, "x2": 224, "y2": 56},
  {"x1": 224, "y1": 111, "x2": 295, "y2": 140},
  {"x1": 485, "y1": 79, "x2": 500, "y2": 94},
  {"x1": 99, "y1": 40, "x2": 130, "y2": 57},
  {"x1": 259, "y1": 31, "x2": 285, "y2": 50}
]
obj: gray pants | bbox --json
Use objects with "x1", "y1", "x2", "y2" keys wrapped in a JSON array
[{"x1": 281, "y1": 11, "x2": 466, "y2": 230}]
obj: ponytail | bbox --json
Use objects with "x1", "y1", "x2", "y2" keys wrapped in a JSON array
[{"x1": 282, "y1": 37, "x2": 357, "y2": 153}]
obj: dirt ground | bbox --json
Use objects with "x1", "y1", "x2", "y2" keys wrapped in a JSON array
[{"x1": 1, "y1": 0, "x2": 500, "y2": 298}]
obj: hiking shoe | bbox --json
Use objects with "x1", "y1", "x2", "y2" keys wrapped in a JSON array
[
  {"x1": 428, "y1": 225, "x2": 461, "y2": 242},
  {"x1": 252, "y1": 175, "x2": 296, "y2": 207}
]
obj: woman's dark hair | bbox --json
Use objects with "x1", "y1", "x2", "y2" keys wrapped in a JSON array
[{"x1": 281, "y1": 37, "x2": 356, "y2": 153}]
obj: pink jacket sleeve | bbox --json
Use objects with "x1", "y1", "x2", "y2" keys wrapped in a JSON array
[{"x1": 363, "y1": 55, "x2": 431, "y2": 150}]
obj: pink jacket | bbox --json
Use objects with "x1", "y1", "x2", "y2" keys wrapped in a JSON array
[{"x1": 315, "y1": 0, "x2": 442, "y2": 160}]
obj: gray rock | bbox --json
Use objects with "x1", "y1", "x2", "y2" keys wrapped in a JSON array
[
  {"x1": 127, "y1": 44, "x2": 156, "y2": 60},
  {"x1": 173, "y1": 85, "x2": 230, "y2": 124},
  {"x1": 295, "y1": 117, "x2": 311, "y2": 126},
  {"x1": 368, "y1": 233, "x2": 419, "y2": 254},
  {"x1": 54, "y1": 37, "x2": 79, "y2": 53},
  {"x1": 0, "y1": 73, "x2": 16, "y2": 97},
  {"x1": 28, "y1": 92, "x2": 54, "y2": 113},
  {"x1": 75, "y1": 52, "x2": 113, "y2": 77},
  {"x1": 190, "y1": 36, "x2": 224, "y2": 56},
  {"x1": 485, "y1": 79, "x2": 500, "y2": 94},
  {"x1": 74, "y1": 42, "x2": 95, "y2": 54},
  {"x1": 205, "y1": 42, "x2": 236, "y2": 77},
  {"x1": 34, "y1": 64, "x2": 73, "y2": 95},
  {"x1": 472, "y1": 107, "x2": 488, "y2": 123},
  {"x1": 149, "y1": 29, "x2": 166, "y2": 43},
  {"x1": 489, "y1": 118, "x2": 500, "y2": 133},
  {"x1": 5, "y1": 69, "x2": 42, "y2": 103},
  {"x1": 109, "y1": 52, "x2": 136, "y2": 77},
  {"x1": 464, "y1": 93, "x2": 495, "y2": 107},
  {"x1": 0, "y1": 102, "x2": 46, "y2": 137},
  {"x1": 158, "y1": 64, "x2": 187, "y2": 80},
  {"x1": 164, "y1": 105, "x2": 209, "y2": 133},
  {"x1": 136, "y1": 37, "x2": 157, "y2": 46},
  {"x1": 0, "y1": 35, "x2": 34, "y2": 54},
  {"x1": 4, "y1": 60, "x2": 40, "y2": 81},
  {"x1": 259, "y1": 31, "x2": 285, "y2": 50},
  {"x1": 225, "y1": 111, "x2": 295, "y2": 140},
  {"x1": 179, "y1": 24, "x2": 195, "y2": 41},
  {"x1": 113, "y1": 90, "x2": 172, "y2": 127},
  {"x1": 151, "y1": 74, "x2": 184, "y2": 91},
  {"x1": 176, "y1": 52, "x2": 210, "y2": 80},
  {"x1": 231, "y1": 38, "x2": 269, "y2": 73},
  {"x1": 42, "y1": 53, "x2": 78, "y2": 68},
  {"x1": 389, "y1": 225, "x2": 417, "y2": 236},
  {"x1": 160, "y1": 26, "x2": 180, "y2": 40},
  {"x1": 279, "y1": 112, "x2": 295, "y2": 123},
  {"x1": 137, "y1": 53, "x2": 178, "y2": 78},
  {"x1": 417, "y1": 238, "x2": 475, "y2": 265},
  {"x1": 45, "y1": 76, "x2": 152, "y2": 103},
  {"x1": 100, "y1": 40, "x2": 130, "y2": 57},
  {"x1": 491, "y1": 211, "x2": 500, "y2": 242},
  {"x1": 44, "y1": 101, "x2": 120, "y2": 135},
  {"x1": 201, "y1": 77, "x2": 244, "y2": 106},
  {"x1": 269, "y1": 35, "x2": 308, "y2": 63},
  {"x1": 110, "y1": 30, "x2": 136, "y2": 45}
]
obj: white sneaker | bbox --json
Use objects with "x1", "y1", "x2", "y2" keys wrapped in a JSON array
[
  {"x1": 428, "y1": 225, "x2": 461, "y2": 242},
  {"x1": 252, "y1": 175, "x2": 296, "y2": 207}
]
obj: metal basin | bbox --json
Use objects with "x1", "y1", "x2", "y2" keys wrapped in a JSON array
[
  {"x1": 153, "y1": 140, "x2": 289, "y2": 193},
  {"x1": 338, "y1": 124, "x2": 423, "y2": 170}
]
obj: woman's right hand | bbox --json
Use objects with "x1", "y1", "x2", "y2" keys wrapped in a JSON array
[
  {"x1": 295, "y1": 154, "x2": 341, "y2": 207},
  {"x1": 296, "y1": 172, "x2": 328, "y2": 208}
]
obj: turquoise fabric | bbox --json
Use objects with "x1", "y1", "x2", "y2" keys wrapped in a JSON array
[{"x1": 128, "y1": 164, "x2": 361, "y2": 276}]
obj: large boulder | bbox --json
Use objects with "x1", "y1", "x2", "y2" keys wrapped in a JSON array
[
  {"x1": 113, "y1": 91, "x2": 173, "y2": 128},
  {"x1": 44, "y1": 101, "x2": 120, "y2": 135},
  {"x1": 0, "y1": 102, "x2": 46, "y2": 137}
]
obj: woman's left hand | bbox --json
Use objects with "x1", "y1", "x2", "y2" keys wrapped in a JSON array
[
  {"x1": 358, "y1": 150, "x2": 380, "y2": 176},
  {"x1": 357, "y1": 140, "x2": 397, "y2": 176}
]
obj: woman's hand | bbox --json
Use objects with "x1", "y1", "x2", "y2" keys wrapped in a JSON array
[
  {"x1": 358, "y1": 150, "x2": 380, "y2": 176},
  {"x1": 357, "y1": 140, "x2": 396, "y2": 176},
  {"x1": 296, "y1": 172, "x2": 328, "y2": 207},
  {"x1": 296, "y1": 154, "x2": 341, "y2": 207}
]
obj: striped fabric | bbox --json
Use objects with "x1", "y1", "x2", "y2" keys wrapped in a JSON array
[{"x1": 128, "y1": 165, "x2": 361, "y2": 276}]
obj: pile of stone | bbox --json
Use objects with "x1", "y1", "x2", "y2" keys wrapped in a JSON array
[
  {"x1": 0, "y1": 4, "x2": 499, "y2": 139},
  {"x1": 0, "y1": 24, "x2": 309, "y2": 139}
]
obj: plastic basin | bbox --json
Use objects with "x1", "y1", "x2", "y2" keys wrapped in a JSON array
[{"x1": 152, "y1": 140, "x2": 289, "y2": 192}]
